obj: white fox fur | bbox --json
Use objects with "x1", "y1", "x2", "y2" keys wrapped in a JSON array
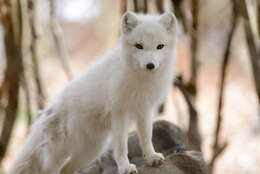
[{"x1": 8, "y1": 12, "x2": 178, "y2": 174}]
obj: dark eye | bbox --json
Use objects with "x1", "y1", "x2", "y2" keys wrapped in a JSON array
[
  {"x1": 135, "y1": 44, "x2": 143, "y2": 49},
  {"x1": 157, "y1": 44, "x2": 164, "y2": 49}
]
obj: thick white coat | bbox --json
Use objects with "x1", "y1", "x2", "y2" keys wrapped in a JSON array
[{"x1": 8, "y1": 12, "x2": 178, "y2": 174}]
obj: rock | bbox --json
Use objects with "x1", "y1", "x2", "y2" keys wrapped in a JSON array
[
  {"x1": 82, "y1": 120, "x2": 207, "y2": 174},
  {"x1": 128, "y1": 120, "x2": 186, "y2": 166},
  {"x1": 169, "y1": 151, "x2": 208, "y2": 174},
  {"x1": 137, "y1": 151, "x2": 207, "y2": 174},
  {"x1": 97, "y1": 151, "x2": 207, "y2": 174}
]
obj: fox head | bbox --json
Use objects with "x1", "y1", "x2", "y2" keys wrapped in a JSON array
[{"x1": 120, "y1": 12, "x2": 177, "y2": 72}]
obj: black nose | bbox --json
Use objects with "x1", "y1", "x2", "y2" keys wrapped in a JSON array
[{"x1": 146, "y1": 63, "x2": 155, "y2": 70}]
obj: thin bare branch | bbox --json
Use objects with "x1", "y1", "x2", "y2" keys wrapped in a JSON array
[
  {"x1": 0, "y1": 71, "x2": 8, "y2": 111},
  {"x1": 190, "y1": 0, "x2": 199, "y2": 87},
  {"x1": 50, "y1": 0, "x2": 73, "y2": 80},
  {"x1": 174, "y1": 76, "x2": 201, "y2": 151},
  {"x1": 171, "y1": 0, "x2": 201, "y2": 151},
  {"x1": 240, "y1": 0, "x2": 260, "y2": 114},
  {"x1": 172, "y1": 0, "x2": 201, "y2": 151},
  {"x1": 28, "y1": 0, "x2": 45, "y2": 110},
  {"x1": 134, "y1": 0, "x2": 138, "y2": 12},
  {"x1": 143, "y1": 0, "x2": 147, "y2": 14},
  {"x1": 171, "y1": 0, "x2": 189, "y2": 32},
  {"x1": 155, "y1": 0, "x2": 164, "y2": 13},
  {"x1": 133, "y1": 0, "x2": 148, "y2": 13},
  {"x1": 120, "y1": 0, "x2": 127, "y2": 16},
  {"x1": 208, "y1": 2, "x2": 238, "y2": 172},
  {"x1": 21, "y1": 68, "x2": 32, "y2": 128}
]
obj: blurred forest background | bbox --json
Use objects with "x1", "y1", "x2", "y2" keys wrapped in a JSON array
[{"x1": 0, "y1": 0, "x2": 260, "y2": 173}]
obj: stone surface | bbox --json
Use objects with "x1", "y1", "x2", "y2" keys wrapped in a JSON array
[
  {"x1": 137, "y1": 151, "x2": 207, "y2": 174},
  {"x1": 127, "y1": 120, "x2": 186, "y2": 167},
  {"x1": 82, "y1": 120, "x2": 207, "y2": 174}
]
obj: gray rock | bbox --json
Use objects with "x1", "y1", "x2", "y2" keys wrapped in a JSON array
[
  {"x1": 137, "y1": 151, "x2": 207, "y2": 174},
  {"x1": 96, "y1": 151, "x2": 207, "y2": 174},
  {"x1": 128, "y1": 120, "x2": 186, "y2": 166},
  {"x1": 82, "y1": 120, "x2": 207, "y2": 174}
]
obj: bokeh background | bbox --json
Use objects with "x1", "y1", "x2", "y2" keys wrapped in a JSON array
[{"x1": 0, "y1": 0, "x2": 260, "y2": 173}]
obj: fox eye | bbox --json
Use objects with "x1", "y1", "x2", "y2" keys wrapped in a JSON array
[
  {"x1": 157, "y1": 44, "x2": 164, "y2": 49},
  {"x1": 135, "y1": 44, "x2": 143, "y2": 49}
]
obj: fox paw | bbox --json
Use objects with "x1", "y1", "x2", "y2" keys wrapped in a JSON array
[
  {"x1": 144, "y1": 152, "x2": 164, "y2": 167},
  {"x1": 119, "y1": 164, "x2": 138, "y2": 174}
]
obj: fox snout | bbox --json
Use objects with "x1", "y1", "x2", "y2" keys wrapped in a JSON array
[
  {"x1": 146, "y1": 63, "x2": 155, "y2": 70},
  {"x1": 139, "y1": 60, "x2": 160, "y2": 71},
  {"x1": 142, "y1": 60, "x2": 160, "y2": 71}
]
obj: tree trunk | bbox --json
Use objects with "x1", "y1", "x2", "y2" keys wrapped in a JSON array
[{"x1": 0, "y1": 0, "x2": 23, "y2": 164}]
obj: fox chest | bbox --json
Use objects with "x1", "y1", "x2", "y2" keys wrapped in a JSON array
[{"x1": 113, "y1": 80, "x2": 167, "y2": 112}]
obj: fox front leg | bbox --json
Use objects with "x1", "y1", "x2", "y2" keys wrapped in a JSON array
[
  {"x1": 112, "y1": 112, "x2": 137, "y2": 174},
  {"x1": 137, "y1": 111, "x2": 164, "y2": 166}
]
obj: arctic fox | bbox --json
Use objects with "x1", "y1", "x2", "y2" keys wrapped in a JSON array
[{"x1": 8, "y1": 12, "x2": 178, "y2": 174}]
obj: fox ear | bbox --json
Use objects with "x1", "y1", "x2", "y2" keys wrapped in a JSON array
[
  {"x1": 159, "y1": 12, "x2": 177, "y2": 33},
  {"x1": 121, "y1": 12, "x2": 138, "y2": 34}
]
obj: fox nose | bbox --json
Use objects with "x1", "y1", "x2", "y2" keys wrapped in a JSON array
[{"x1": 146, "y1": 63, "x2": 155, "y2": 70}]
